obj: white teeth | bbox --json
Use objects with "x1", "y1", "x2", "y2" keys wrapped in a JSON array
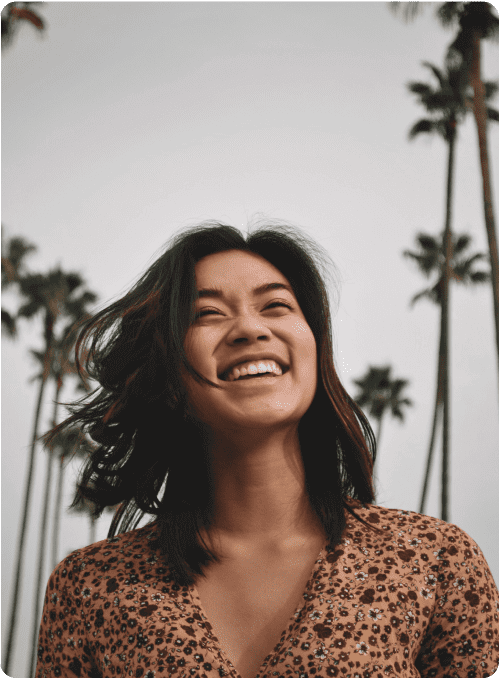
[{"x1": 226, "y1": 360, "x2": 283, "y2": 381}]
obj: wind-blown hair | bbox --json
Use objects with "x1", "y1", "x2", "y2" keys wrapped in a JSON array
[{"x1": 42, "y1": 219, "x2": 377, "y2": 587}]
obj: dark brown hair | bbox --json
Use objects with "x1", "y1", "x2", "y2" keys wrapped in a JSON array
[{"x1": 42, "y1": 219, "x2": 377, "y2": 587}]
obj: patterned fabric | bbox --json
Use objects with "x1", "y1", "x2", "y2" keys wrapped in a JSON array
[{"x1": 36, "y1": 501, "x2": 499, "y2": 678}]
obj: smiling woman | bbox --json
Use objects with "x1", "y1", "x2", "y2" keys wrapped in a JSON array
[
  {"x1": 40, "y1": 219, "x2": 377, "y2": 574},
  {"x1": 35, "y1": 220, "x2": 499, "y2": 678}
]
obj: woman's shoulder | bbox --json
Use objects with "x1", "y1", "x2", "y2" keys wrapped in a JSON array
[
  {"x1": 345, "y1": 496, "x2": 468, "y2": 534},
  {"x1": 342, "y1": 498, "x2": 493, "y2": 574},
  {"x1": 48, "y1": 519, "x2": 161, "y2": 584}
]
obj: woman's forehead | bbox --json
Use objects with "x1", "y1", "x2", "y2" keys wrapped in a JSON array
[{"x1": 194, "y1": 250, "x2": 291, "y2": 292}]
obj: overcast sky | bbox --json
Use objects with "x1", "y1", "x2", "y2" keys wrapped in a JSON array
[{"x1": 2, "y1": 3, "x2": 499, "y2": 677}]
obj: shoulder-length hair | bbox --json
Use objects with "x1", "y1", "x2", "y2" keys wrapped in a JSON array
[{"x1": 42, "y1": 219, "x2": 377, "y2": 587}]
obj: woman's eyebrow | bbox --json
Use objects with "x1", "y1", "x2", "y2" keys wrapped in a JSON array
[{"x1": 196, "y1": 282, "x2": 294, "y2": 299}]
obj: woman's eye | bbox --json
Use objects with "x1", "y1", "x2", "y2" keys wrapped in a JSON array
[
  {"x1": 267, "y1": 302, "x2": 292, "y2": 310},
  {"x1": 197, "y1": 309, "x2": 219, "y2": 317},
  {"x1": 196, "y1": 301, "x2": 291, "y2": 318}
]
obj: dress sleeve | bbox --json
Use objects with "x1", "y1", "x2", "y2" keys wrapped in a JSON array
[
  {"x1": 415, "y1": 522, "x2": 499, "y2": 678},
  {"x1": 35, "y1": 559, "x2": 100, "y2": 678}
]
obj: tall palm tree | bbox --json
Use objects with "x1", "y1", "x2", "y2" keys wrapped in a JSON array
[
  {"x1": 1, "y1": 225, "x2": 37, "y2": 337},
  {"x1": 49, "y1": 423, "x2": 94, "y2": 569},
  {"x1": 48, "y1": 353, "x2": 94, "y2": 571},
  {"x1": 27, "y1": 290, "x2": 98, "y2": 678},
  {"x1": 403, "y1": 231, "x2": 490, "y2": 518},
  {"x1": 352, "y1": 365, "x2": 413, "y2": 454},
  {"x1": 1, "y1": 1, "x2": 45, "y2": 50},
  {"x1": 390, "y1": 0, "x2": 499, "y2": 398},
  {"x1": 444, "y1": 3, "x2": 499, "y2": 396},
  {"x1": 24, "y1": 307, "x2": 95, "y2": 571},
  {"x1": 3, "y1": 267, "x2": 97, "y2": 677},
  {"x1": 406, "y1": 59, "x2": 497, "y2": 522}
]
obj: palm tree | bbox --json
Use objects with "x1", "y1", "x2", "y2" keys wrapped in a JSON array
[
  {"x1": 390, "y1": 1, "x2": 499, "y2": 398},
  {"x1": 24, "y1": 305, "x2": 96, "y2": 572},
  {"x1": 31, "y1": 422, "x2": 110, "y2": 678},
  {"x1": 3, "y1": 267, "x2": 97, "y2": 677},
  {"x1": 403, "y1": 231, "x2": 490, "y2": 518},
  {"x1": 1, "y1": 225, "x2": 37, "y2": 337},
  {"x1": 406, "y1": 59, "x2": 497, "y2": 523},
  {"x1": 48, "y1": 349, "x2": 94, "y2": 571},
  {"x1": 49, "y1": 423, "x2": 94, "y2": 569},
  {"x1": 352, "y1": 365, "x2": 413, "y2": 455},
  {"x1": 1, "y1": 1, "x2": 45, "y2": 50},
  {"x1": 27, "y1": 289, "x2": 98, "y2": 678},
  {"x1": 28, "y1": 350, "x2": 92, "y2": 674}
]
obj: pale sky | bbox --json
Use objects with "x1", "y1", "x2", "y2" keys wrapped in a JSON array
[{"x1": 2, "y1": 3, "x2": 499, "y2": 677}]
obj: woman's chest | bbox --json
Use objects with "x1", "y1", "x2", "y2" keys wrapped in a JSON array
[{"x1": 194, "y1": 545, "x2": 324, "y2": 678}]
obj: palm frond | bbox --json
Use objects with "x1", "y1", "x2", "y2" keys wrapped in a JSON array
[
  {"x1": 1, "y1": 229, "x2": 37, "y2": 287},
  {"x1": 421, "y1": 61, "x2": 445, "y2": 88},
  {"x1": 446, "y1": 30, "x2": 472, "y2": 70},
  {"x1": 436, "y1": 2, "x2": 464, "y2": 28},
  {"x1": 463, "y1": 251, "x2": 487, "y2": 266},
  {"x1": 416, "y1": 233, "x2": 440, "y2": 252},
  {"x1": 452, "y1": 254, "x2": 485, "y2": 282},
  {"x1": 389, "y1": 2, "x2": 428, "y2": 22},
  {"x1": 391, "y1": 379, "x2": 410, "y2": 399},
  {"x1": 1, "y1": 309, "x2": 17, "y2": 338},
  {"x1": 409, "y1": 287, "x2": 438, "y2": 307},
  {"x1": 470, "y1": 270, "x2": 491, "y2": 283},
  {"x1": 402, "y1": 250, "x2": 437, "y2": 277},
  {"x1": 452, "y1": 233, "x2": 471, "y2": 255},
  {"x1": 392, "y1": 397, "x2": 413, "y2": 421},
  {"x1": 484, "y1": 81, "x2": 499, "y2": 100},
  {"x1": 16, "y1": 299, "x2": 41, "y2": 320},
  {"x1": 422, "y1": 92, "x2": 458, "y2": 112},
  {"x1": 408, "y1": 55, "x2": 475, "y2": 143},
  {"x1": 462, "y1": 3, "x2": 499, "y2": 41},
  {"x1": 408, "y1": 118, "x2": 435, "y2": 139},
  {"x1": 407, "y1": 81, "x2": 434, "y2": 97},
  {"x1": 486, "y1": 107, "x2": 499, "y2": 123},
  {"x1": 402, "y1": 251, "x2": 426, "y2": 271}
]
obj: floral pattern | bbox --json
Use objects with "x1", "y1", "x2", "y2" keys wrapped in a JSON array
[{"x1": 36, "y1": 501, "x2": 499, "y2": 678}]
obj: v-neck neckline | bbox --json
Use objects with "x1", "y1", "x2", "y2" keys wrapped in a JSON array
[{"x1": 188, "y1": 540, "x2": 328, "y2": 678}]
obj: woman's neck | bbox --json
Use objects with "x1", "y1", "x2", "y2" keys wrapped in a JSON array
[{"x1": 200, "y1": 427, "x2": 325, "y2": 551}]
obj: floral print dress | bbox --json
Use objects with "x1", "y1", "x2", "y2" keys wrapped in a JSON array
[{"x1": 36, "y1": 501, "x2": 499, "y2": 678}]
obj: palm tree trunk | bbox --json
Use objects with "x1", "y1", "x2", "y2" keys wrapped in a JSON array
[
  {"x1": 372, "y1": 415, "x2": 383, "y2": 493},
  {"x1": 376, "y1": 416, "x2": 383, "y2": 455},
  {"x1": 52, "y1": 454, "x2": 65, "y2": 570},
  {"x1": 419, "y1": 321, "x2": 444, "y2": 514},
  {"x1": 441, "y1": 303, "x2": 450, "y2": 524},
  {"x1": 29, "y1": 444, "x2": 55, "y2": 678},
  {"x1": 3, "y1": 330, "x2": 54, "y2": 676},
  {"x1": 441, "y1": 126, "x2": 455, "y2": 523},
  {"x1": 470, "y1": 28, "x2": 499, "y2": 400},
  {"x1": 29, "y1": 375, "x2": 62, "y2": 678},
  {"x1": 90, "y1": 513, "x2": 97, "y2": 546}
]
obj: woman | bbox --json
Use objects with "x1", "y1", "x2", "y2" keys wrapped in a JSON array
[{"x1": 36, "y1": 221, "x2": 498, "y2": 678}]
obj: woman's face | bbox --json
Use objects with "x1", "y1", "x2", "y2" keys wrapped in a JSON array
[{"x1": 182, "y1": 249, "x2": 317, "y2": 434}]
